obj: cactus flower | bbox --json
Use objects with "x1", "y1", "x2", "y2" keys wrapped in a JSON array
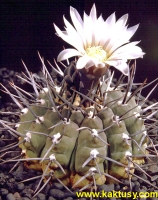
[{"x1": 54, "y1": 4, "x2": 145, "y2": 75}]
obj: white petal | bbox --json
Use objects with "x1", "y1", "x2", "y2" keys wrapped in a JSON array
[
  {"x1": 54, "y1": 24, "x2": 73, "y2": 45},
  {"x1": 116, "y1": 14, "x2": 128, "y2": 28},
  {"x1": 63, "y1": 16, "x2": 77, "y2": 32},
  {"x1": 77, "y1": 55, "x2": 105, "y2": 69},
  {"x1": 105, "y1": 12, "x2": 116, "y2": 28},
  {"x1": 125, "y1": 24, "x2": 139, "y2": 40},
  {"x1": 70, "y1": 6, "x2": 83, "y2": 27},
  {"x1": 63, "y1": 16, "x2": 84, "y2": 52},
  {"x1": 94, "y1": 15, "x2": 105, "y2": 45},
  {"x1": 55, "y1": 30, "x2": 67, "y2": 37},
  {"x1": 57, "y1": 49, "x2": 82, "y2": 61},
  {"x1": 109, "y1": 46, "x2": 145, "y2": 60},
  {"x1": 90, "y1": 57, "x2": 105, "y2": 68},
  {"x1": 76, "y1": 56, "x2": 94, "y2": 69},
  {"x1": 83, "y1": 12, "x2": 93, "y2": 46},
  {"x1": 124, "y1": 48, "x2": 145, "y2": 59},
  {"x1": 105, "y1": 60, "x2": 129, "y2": 75},
  {"x1": 54, "y1": 24, "x2": 85, "y2": 53},
  {"x1": 70, "y1": 7, "x2": 87, "y2": 46},
  {"x1": 112, "y1": 41, "x2": 140, "y2": 54},
  {"x1": 107, "y1": 40, "x2": 130, "y2": 55},
  {"x1": 90, "y1": 4, "x2": 97, "y2": 22}
]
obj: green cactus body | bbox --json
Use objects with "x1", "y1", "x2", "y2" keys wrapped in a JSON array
[{"x1": 15, "y1": 62, "x2": 148, "y2": 189}]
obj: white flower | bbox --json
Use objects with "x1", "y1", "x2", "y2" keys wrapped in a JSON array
[{"x1": 54, "y1": 4, "x2": 145, "y2": 76}]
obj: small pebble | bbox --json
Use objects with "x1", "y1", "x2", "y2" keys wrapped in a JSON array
[
  {"x1": 16, "y1": 183, "x2": 25, "y2": 191},
  {"x1": 114, "y1": 184, "x2": 120, "y2": 191},
  {"x1": 49, "y1": 189, "x2": 65, "y2": 199},
  {"x1": 52, "y1": 183, "x2": 64, "y2": 190},
  {"x1": 7, "y1": 178, "x2": 16, "y2": 190},
  {"x1": 63, "y1": 190, "x2": 76, "y2": 198},
  {"x1": 43, "y1": 183, "x2": 51, "y2": 194},
  {"x1": 122, "y1": 180, "x2": 131, "y2": 186},
  {"x1": 151, "y1": 181, "x2": 157, "y2": 186},
  {"x1": 21, "y1": 197, "x2": 31, "y2": 200},
  {"x1": 133, "y1": 185, "x2": 140, "y2": 192},
  {"x1": 98, "y1": 184, "x2": 114, "y2": 192},
  {"x1": 0, "y1": 188, "x2": 9, "y2": 196},
  {"x1": 139, "y1": 174, "x2": 147, "y2": 183},
  {"x1": 13, "y1": 192, "x2": 21, "y2": 199},
  {"x1": 21, "y1": 188, "x2": 34, "y2": 198},
  {"x1": 134, "y1": 181, "x2": 140, "y2": 187},
  {"x1": 131, "y1": 176, "x2": 138, "y2": 182},
  {"x1": 63, "y1": 197, "x2": 73, "y2": 200},
  {"x1": 31, "y1": 180, "x2": 41, "y2": 191},
  {"x1": 48, "y1": 197, "x2": 56, "y2": 200},
  {"x1": 36, "y1": 193, "x2": 46, "y2": 200},
  {"x1": 141, "y1": 186, "x2": 147, "y2": 191},
  {"x1": 6, "y1": 193, "x2": 15, "y2": 200}
]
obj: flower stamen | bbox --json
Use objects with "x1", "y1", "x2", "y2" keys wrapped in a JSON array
[{"x1": 86, "y1": 46, "x2": 107, "y2": 62}]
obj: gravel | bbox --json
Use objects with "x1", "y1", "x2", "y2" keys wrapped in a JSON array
[{"x1": 0, "y1": 68, "x2": 158, "y2": 200}]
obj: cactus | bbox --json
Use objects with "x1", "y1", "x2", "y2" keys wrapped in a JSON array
[{"x1": 0, "y1": 3, "x2": 158, "y2": 197}]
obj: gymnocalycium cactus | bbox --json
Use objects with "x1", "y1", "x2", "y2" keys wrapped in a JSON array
[{"x1": 0, "y1": 4, "x2": 158, "y2": 196}]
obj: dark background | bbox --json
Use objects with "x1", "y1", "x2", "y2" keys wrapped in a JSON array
[{"x1": 1, "y1": 0, "x2": 158, "y2": 98}]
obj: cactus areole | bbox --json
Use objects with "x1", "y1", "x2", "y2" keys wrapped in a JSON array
[{"x1": 1, "y1": 4, "x2": 157, "y2": 194}]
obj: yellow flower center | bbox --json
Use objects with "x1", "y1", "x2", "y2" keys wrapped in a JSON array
[{"x1": 86, "y1": 46, "x2": 107, "y2": 62}]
